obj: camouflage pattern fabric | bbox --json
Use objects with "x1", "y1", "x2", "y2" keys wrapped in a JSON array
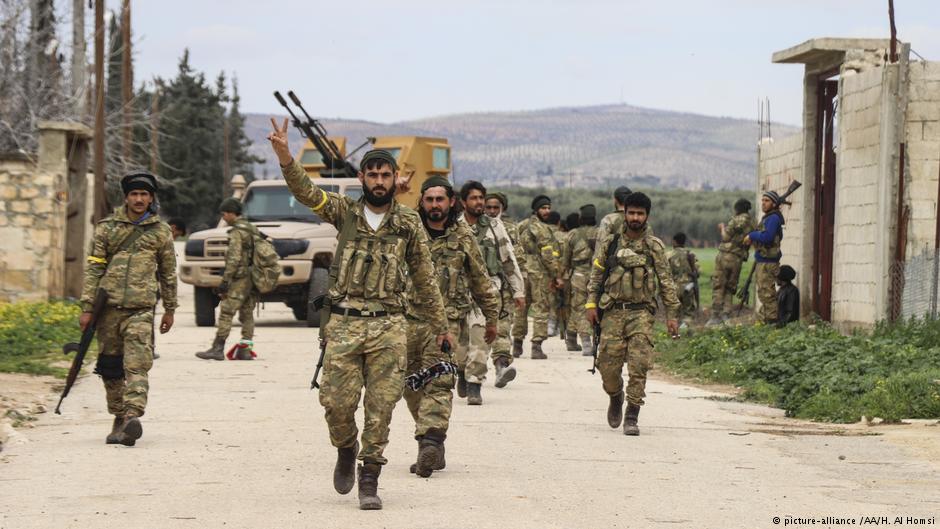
[
  {"x1": 566, "y1": 225, "x2": 597, "y2": 335},
  {"x1": 403, "y1": 319, "x2": 456, "y2": 438},
  {"x1": 667, "y1": 247, "x2": 699, "y2": 323},
  {"x1": 97, "y1": 307, "x2": 155, "y2": 418},
  {"x1": 511, "y1": 275, "x2": 530, "y2": 342},
  {"x1": 755, "y1": 261, "x2": 780, "y2": 324},
  {"x1": 489, "y1": 288, "x2": 516, "y2": 363},
  {"x1": 553, "y1": 227, "x2": 571, "y2": 335},
  {"x1": 215, "y1": 276, "x2": 256, "y2": 341},
  {"x1": 518, "y1": 215, "x2": 560, "y2": 342},
  {"x1": 508, "y1": 216, "x2": 529, "y2": 342},
  {"x1": 597, "y1": 307, "x2": 655, "y2": 406},
  {"x1": 717, "y1": 212, "x2": 755, "y2": 260},
  {"x1": 221, "y1": 218, "x2": 257, "y2": 285},
  {"x1": 597, "y1": 211, "x2": 623, "y2": 239},
  {"x1": 81, "y1": 206, "x2": 178, "y2": 312},
  {"x1": 319, "y1": 313, "x2": 408, "y2": 466},
  {"x1": 711, "y1": 251, "x2": 745, "y2": 317}
]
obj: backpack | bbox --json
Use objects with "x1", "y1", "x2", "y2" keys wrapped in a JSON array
[{"x1": 235, "y1": 226, "x2": 281, "y2": 293}]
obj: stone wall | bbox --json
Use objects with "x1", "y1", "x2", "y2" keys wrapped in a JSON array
[
  {"x1": 904, "y1": 61, "x2": 940, "y2": 255},
  {"x1": 0, "y1": 122, "x2": 92, "y2": 302}
]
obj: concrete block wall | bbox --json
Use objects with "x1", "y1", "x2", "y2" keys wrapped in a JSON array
[
  {"x1": 830, "y1": 66, "x2": 886, "y2": 325},
  {"x1": 758, "y1": 133, "x2": 804, "y2": 267},
  {"x1": 904, "y1": 61, "x2": 940, "y2": 256}
]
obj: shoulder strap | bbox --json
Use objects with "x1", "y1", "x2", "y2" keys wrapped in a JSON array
[
  {"x1": 109, "y1": 222, "x2": 155, "y2": 262},
  {"x1": 329, "y1": 207, "x2": 360, "y2": 284}
]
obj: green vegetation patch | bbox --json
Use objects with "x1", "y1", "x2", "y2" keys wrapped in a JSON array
[
  {"x1": 0, "y1": 300, "x2": 84, "y2": 377},
  {"x1": 656, "y1": 319, "x2": 940, "y2": 423}
]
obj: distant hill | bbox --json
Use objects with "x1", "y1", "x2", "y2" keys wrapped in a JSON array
[{"x1": 245, "y1": 104, "x2": 798, "y2": 190}]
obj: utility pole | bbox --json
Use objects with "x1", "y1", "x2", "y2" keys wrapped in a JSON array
[
  {"x1": 71, "y1": 0, "x2": 86, "y2": 117},
  {"x1": 150, "y1": 82, "x2": 160, "y2": 174},
  {"x1": 121, "y1": 0, "x2": 132, "y2": 164},
  {"x1": 93, "y1": 0, "x2": 107, "y2": 221}
]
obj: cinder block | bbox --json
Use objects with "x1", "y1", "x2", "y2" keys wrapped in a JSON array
[
  {"x1": 908, "y1": 80, "x2": 940, "y2": 102},
  {"x1": 907, "y1": 140, "x2": 940, "y2": 161},
  {"x1": 907, "y1": 101, "x2": 940, "y2": 122},
  {"x1": 923, "y1": 121, "x2": 940, "y2": 141},
  {"x1": 844, "y1": 124, "x2": 880, "y2": 150}
]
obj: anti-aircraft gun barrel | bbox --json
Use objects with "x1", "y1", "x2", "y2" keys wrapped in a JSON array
[{"x1": 273, "y1": 90, "x2": 357, "y2": 178}]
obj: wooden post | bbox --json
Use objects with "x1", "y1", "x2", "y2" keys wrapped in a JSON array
[
  {"x1": 121, "y1": 0, "x2": 132, "y2": 164},
  {"x1": 93, "y1": 0, "x2": 107, "y2": 222}
]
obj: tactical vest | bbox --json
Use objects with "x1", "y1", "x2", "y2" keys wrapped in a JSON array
[
  {"x1": 754, "y1": 210, "x2": 783, "y2": 261},
  {"x1": 603, "y1": 235, "x2": 657, "y2": 306},
  {"x1": 571, "y1": 226, "x2": 597, "y2": 268},
  {"x1": 717, "y1": 213, "x2": 752, "y2": 260},
  {"x1": 667, "y1": 248, "x2": 693, "y2": 283},
  {"x1": 330, "y1": 207, "x2": 408, "y2": 309},
  {"x1": 473, "y1": 215, "x2": 503, "y2": 278},
  {"x1": 429, "y1": 226, "x2": 474, "y2": 318}
]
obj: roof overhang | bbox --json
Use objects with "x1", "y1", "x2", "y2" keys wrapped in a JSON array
[{"x1": 772, "y1": 38, "x2": 895, "y2": 68}]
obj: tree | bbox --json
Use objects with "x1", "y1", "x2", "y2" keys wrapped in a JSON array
[{"x1": 226, "y1": 75, "x2": 262, "y2": 182}]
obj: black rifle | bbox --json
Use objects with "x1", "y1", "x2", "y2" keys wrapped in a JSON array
[
  {"x1": 273, "y1": 90, "x2": 358, "y2": 179},
  {"x1": 590, "y1": 236, "x2": 621, "y2": 374},
  {"x1": 735, "y1": 262, "x2": 757, "y2": 315},
  {"x1": 686, "y1": 251, "x2": 700, "y2": 315},
  {"x1": 310, "y1": 295, "x2": 327, "y2": 390},
  {"x1": 55, "y1": 289, "x2": 108, "y2": 414}
]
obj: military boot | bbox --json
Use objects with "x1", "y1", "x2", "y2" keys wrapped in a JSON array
[
  {"x1": 333, "y1": 441, "x2": 359, "y2": 494},
  {"x1": 117, "y1": 415, "x2": 143, "y2": 447},
  {"x1": 357, "y1": 463, "x2": 383, "y2": 510},
  {"x1": 105, "y1": 415, "x2": 123, "y2": 444},
  {"x1": 414, "y1": 429, "x2": 445, "y2": 477},
  {"x1": 623, "y1": 403, "x2": 641, "y2": 436},
  {"x1": 579, "y1": 334, "x2": 593, "y2": 357},
  {"x1": 467, "y1": 382, "x2": 483, "y2": 405},
  {"x1": 530, "y1": 340, "x2": 547, "y2": 360},
  {"x1": 607, "y1": 391, "x2": 624, "y2": 428},
  {"x1": 409, "y1": 435, "x2": 447, "y2": 475},
  {"x1": 494, "y1": 357, "x2": 516, "y2": 388},
  {"x1": 565, "y1": 331, "x2": 580, "y2": 351},
  {"x1": 234, "y1": 339, "x2": 254, "y2": 360},
  {"x1": 512, "y1": 339, "x2": 524, "y2": 358},
  {"x1": 456, "y1": 370, "x2": 468, "y2": 398},
  {"x1": 195, "y1": 336, "x2": 226, "y2": 360}
]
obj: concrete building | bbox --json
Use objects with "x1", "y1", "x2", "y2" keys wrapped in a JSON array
[{"x1": 758, "y1": 38, "x2": 940, "y2": 329}]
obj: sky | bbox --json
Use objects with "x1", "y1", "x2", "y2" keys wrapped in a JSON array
[{"x1": 118, "y1": 0, "x2": 940, "y2": 126}]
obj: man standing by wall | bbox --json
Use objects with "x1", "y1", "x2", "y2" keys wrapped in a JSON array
[
  {"x1": 80, "y1": 171, "x2": 177, "y2": 447},
  {"x1": 745, "y1": 191, "x2": 785, "y2": 324},
  {"x1": 708, "y1": 199, "x2": 755, "y2": 325},
  {"x1": 196, "y1": 198, "x2": 258, "y2": 361}
]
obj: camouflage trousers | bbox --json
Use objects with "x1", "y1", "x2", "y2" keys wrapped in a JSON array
[
  {"x1": 678, "y1": 287, "x2": 697, "y2": 324},
  {"x1": 97, "y1": 307, "x2": 155, "y2": 418},
  {"x1": 319, "y1": 313, "x2": 407, "y2": 466},
  {"x1": 466, "y1": 290, "x2": 514, "y2": 383},
  {"x1": 711, "y1": 251, "x2": 744, "y2": 316},
  {"x1": 755, "y1": 261, "x2": 780, "y2": 324},
  {"x1": 524, "y1": 271, "x2": 553, "y2": 343},
  {"x1": 403, "y1": 318, "x2": 457, "y2": 438},
  {"x1": 568, "y1": 271, "x2": 590, "y2": 335},
  {"x1": 216, "y1": 277, "x2": 256, "y2": 341},
  {"x1": 493, "y1": 288, "x2": 514, "y2": 358},
  {"x1": 511, "y1": 276, "x2": 530, "y2": 341},
  {"x1": 597, "y1": 307, "x2": 655, "y2": 407}
]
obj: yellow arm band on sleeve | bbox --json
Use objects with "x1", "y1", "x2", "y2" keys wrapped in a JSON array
[
  {"x1": 310, "y1": 190, "x2": 329, "y2": 211},
  {"x1": 540, "y1": 245, "x2": 553, "y2": 251},
  {"x1": 593, "y1": 259, "x2": 605, "y2": 270},
  {"x1": 584, "y1": 302, "x2": 597, "y2": 309},
  {"x1": 87, "y1": 256, "x2": 107, "y2": 264},
  {"x1": 552, "y1": 251, "x2": 560, "y2": 257}
]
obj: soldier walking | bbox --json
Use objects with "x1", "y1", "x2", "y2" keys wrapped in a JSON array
[
  {"x1": 567, "y1": 205, "x2": 599, "y2": 356},
  {"x1": 485, "y1": 193, "x2": 530, "y2": 359},
  {"x1": 745, "y1": 191, "x2": 785, "y2": 324},
  {"x1": 460, "y1": 181, "x2": 525, "y2": 399},
  {"x1": 586, "y1": 192, "x2": 679, "y2": 436},
  {"x1": 269, "y1": 119, "x2": 451, "y2": 510},
  {"x1": 196, "y1": 198, "x2": 259, "y2": 360},
  {"x1": 666, "y1": 232, "x2": 700, "y2": 328},
  {"x1": 80, "y1": 172, "x2": 177, "y2": 446},
  {"x1": 516, "y1": 195, "x2": 563, "y2": 359},
  {"x1": 402, "y1": 178, "x2": 499, "y2": 478},
  {"x1": 708, "y1": 199, "x2": 755, "y2": 324},
  {"x1": 598, "y1": 186, "x2": 631, "y2": 237}
]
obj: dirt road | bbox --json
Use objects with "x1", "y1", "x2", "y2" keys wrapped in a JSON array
[{"x1": 1, "y1": 285, "x2": 938, "y2": 529}]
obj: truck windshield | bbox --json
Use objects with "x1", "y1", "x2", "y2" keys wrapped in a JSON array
[{"x1": 242, "y1": 185, "x2": 344, "y2": 223}]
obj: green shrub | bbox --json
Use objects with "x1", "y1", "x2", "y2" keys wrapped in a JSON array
[{"x1": 0, "y1": 300, "x2": 83, "y2": 377}]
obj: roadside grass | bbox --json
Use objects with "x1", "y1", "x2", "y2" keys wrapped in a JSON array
[
  {"x1": 0, "y1": 300, "x2": 84, "y2": 378},
  {"x1": 655, "y1": 319, "x2": 940, "y2": 423}
]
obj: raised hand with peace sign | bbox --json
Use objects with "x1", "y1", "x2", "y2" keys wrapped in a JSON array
[{"x1": 267, "y1": 118, "x2": 294, "y2": 166}]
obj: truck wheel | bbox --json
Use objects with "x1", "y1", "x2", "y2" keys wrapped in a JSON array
[
  {"x1": 306, "y1": 268, "x2": 329, "y2": 328},
  {"x1": 291, "y1": 304, "x2": 308, "y2": 321},
  {"x1": 195, "y1": 286, "x2": 217, "y2": 327}
]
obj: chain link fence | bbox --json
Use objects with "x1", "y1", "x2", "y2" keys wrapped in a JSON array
[{"x1": 890, "y1": 248, "x2": 940, "y2": 320}]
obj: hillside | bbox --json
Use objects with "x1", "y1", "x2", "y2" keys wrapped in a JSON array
[{"x1": 245, "y1": 104, "x2": 798, "y2": 190}]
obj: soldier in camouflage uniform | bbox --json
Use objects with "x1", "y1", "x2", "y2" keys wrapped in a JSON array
[
  {"x1": 485, "y1": 193, "x2": 529, "y2": 359},
  {"x1": 586, "y1": 192, "x2": 679, "y2": 436},
  {"x1": 517, "y1": 195, "x2": 563, "y2": 359},
  {"x1": 196, "y1": 197, "x2": 258, "y2": 361},
  {"x1": 403, "y1": 177, "x2": 499, "y2": 477},
  {"x1": 545, "y1": 211, "x2": 566, "y2": 340},
  {"x1": 80, "y1": 171, "x2": 177, "y2": 447},
  {"x1": 597, "y1": 186, "x2": 631, "y2": 238},
  {"x1": 708, "y1": 199, "x2": 755, "y2": 324},
  {"x1": 559, "y1": 212, "x2": 582, "y2": 350},
  {"x1": 461, "y1": 182, "x2": 525, "y2": 397},
  {"x1": 269, "y1": 119, "x2": 451, "y2": 510},
  {"x1": 567, "y1": 205, "x2": 599, "y2": 356},
  {"x1": 746, "y1": 191, "x2": 785, "y2": 324},
  {"x1": 666, "y1": 232, "x2": 700, "y2": 328}
]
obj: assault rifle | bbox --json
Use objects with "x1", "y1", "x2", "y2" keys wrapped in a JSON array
[
  {"x1": 273, "y1": 90, "x2": 360, "y2": 179},
  {"x1": 55, "y1": 289, "x2": 108, "y2": 414},
  {"x1": 686, "y1": 251, "x2": 700, "y2": 315},
  {"x1": 590, "y1": 235, "x2": 621, "y2": 374}
]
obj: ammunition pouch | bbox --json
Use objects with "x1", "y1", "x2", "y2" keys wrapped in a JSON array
[{"x1": 94, "y1": 354, "x2": 125, "y2": 380}]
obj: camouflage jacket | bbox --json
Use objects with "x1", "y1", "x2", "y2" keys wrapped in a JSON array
[
  {"x1": 81, "y1": 207, "x2": 178, "y2": 312},
  {"x1": 586, "y1": 225, "x2": 680, "y2": 319},
  {"x1": 598, "y1": 210, "x2": 623, "y2": 239},
  {"x1": 222, "y1": 218, "x2": 258, "y2": 284},
  {"x1": 518, "y1": 214, "x2": 560, "y2": 278},
  {"x1": 422, "y1": 219, "x2": 500, "y2": 324},
  {"x1": 718, "y1": 212, "x2": 755, "y2": 260},
  {"x1": 502, "y1": 216, "x2": 528, "y2": 277},
  {"x1": 551, "y1": 226, "x2": 570, "y2": 278},
  {"x1": 281, "y1": 160, "x2": 447, "y2": 334},
  {"x1": 460, "y1": 213, "x2": 524, "y2": 299},
  {"x1": 666, "y1": 247, "x2": 699, "y2": 285},
  {"x1": 567, "y1": 225, "x2": 599, "y2": 276}
]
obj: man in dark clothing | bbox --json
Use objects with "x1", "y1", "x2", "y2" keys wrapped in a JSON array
[{"x1": 776, "y1": 265, "x2": 799, "y2": 327}]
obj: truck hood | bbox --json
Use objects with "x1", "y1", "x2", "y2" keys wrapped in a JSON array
[{"x1": 189, "y1": 221, "x2": 338, "y2": 240}]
